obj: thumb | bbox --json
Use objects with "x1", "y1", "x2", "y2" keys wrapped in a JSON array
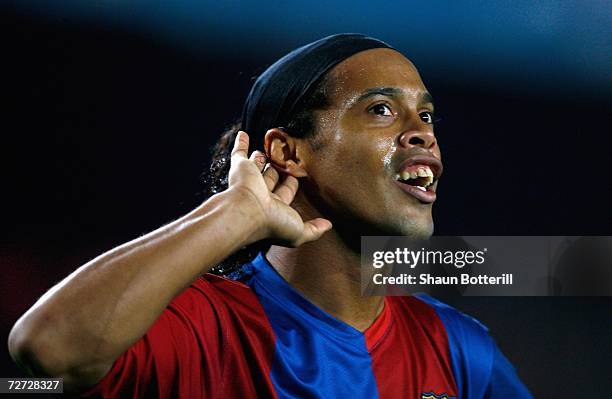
[{"x1": 295, "y1": 218, "x2": 333, "y2": 246}]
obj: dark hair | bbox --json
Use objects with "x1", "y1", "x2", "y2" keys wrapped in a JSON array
[{"x1": 205, "y1": 73, "x2": 332, "y2": 276}]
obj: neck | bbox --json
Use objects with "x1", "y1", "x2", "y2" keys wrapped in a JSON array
[{"x1": 265, "y1": 192, "x2": 384, "y2": 332}]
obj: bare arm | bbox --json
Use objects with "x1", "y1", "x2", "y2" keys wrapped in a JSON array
[{"x1": 7, "y1": 131, "x2": 331, "y2": 391}]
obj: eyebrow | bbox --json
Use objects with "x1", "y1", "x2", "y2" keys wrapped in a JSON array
[
  {"x1": 421, "y1": 92, "x2": 434, "y2": 107},
  {"x1": 354, "y1": 87, "x2": 435, "y2": 108},
  {"x1": 355, "y1": 87, "x2": 402, "y2": 103}
]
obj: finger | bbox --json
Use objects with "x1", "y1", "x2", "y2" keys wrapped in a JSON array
[
  {"x1": 263, "y1": 164, "x2": 279, "y2": 191},
  {"x1": 249, "y1": 150, "x2": 267, "y2": 172},
  {"x1": 273, "y1": 175, "x2": 299, "y2": 204},
  {"x1": 295, "y1": 218, "x2": 333, "y2": 246},
  {"x1": 230, "y1": 131, "x2": 249, "y2": 161}
]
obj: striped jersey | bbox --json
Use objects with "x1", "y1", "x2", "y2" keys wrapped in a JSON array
[{"x1": 83, "y1": 253, "x2": 532, "y2": 398}]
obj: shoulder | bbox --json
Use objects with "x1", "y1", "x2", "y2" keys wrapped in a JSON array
[
  {"x1": 409, "y1": 294, "x2": 500, "y2": 399},
  {"x1": 189, "y1": 273, "x2": 254, "y2": 301},
  {"x1": 388, "y1": 294, "x2": 489, "y2": 336},
  {"x1": 173, "y1": 273, "x2": 263, "y2": 316},
  {"x1": 411, "y1": 293, "x2": 490, "y2": 333},
  {"x1": 409, "y1": 294, "x2": 494, "y2": 362},
  {"x1": 409, "y1": 296, "x2": 533, "y2": 398}
]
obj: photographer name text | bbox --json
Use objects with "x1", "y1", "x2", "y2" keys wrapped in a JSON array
[{"x1": 372, "y1": 273, "x2": 513, "y2": 286}]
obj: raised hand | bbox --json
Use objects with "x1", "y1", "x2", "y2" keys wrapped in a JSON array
[{"x1": 228, "y1": 131, "x2": 332, "y2": 247}]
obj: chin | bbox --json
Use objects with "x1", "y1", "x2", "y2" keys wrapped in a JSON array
[
  {"x1": 395, "y1": 215, "x2": 434, "y2": 239},
  {"x1": 404, "y1": 223, "x2": 433, "y2": 239}
]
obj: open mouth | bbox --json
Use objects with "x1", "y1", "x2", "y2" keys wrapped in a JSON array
[
  {"x1": 393, "y1": 156, "x2": 442, "y2": 204},
  {"x1": 394, "y1": 165, "x2": 435, "y2": 192}
]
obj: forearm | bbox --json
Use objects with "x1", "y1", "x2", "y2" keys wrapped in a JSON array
[{"x1": 8, "y1": 188, "x2": 263, "y2": 382}]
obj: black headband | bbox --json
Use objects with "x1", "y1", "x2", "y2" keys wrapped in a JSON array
[{"x1": 240, "y1": 33, "x2": 393, "y2": 151}]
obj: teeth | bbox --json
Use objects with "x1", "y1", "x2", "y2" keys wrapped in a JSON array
[
  {"x1": 416, "y1": 186, "x2": 427, "y2": 192},
  {"x1": 395, "y1": 166, "x2": 436, "y2": 188}
]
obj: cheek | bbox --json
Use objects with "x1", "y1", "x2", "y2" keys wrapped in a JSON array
[
  {"x1": 308, "y1": 134, "x2": 394, "y2": 202},
  {"x1": 339, "y1": 135, "x2": 396, "y2": 181},
  {"x1": 379, "y1": 136, "x2": 397, "y2": 171}
]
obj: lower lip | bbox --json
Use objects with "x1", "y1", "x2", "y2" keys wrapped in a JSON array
[{"x1": 394, "y1": 180, "x2": 437, "y2": 203}]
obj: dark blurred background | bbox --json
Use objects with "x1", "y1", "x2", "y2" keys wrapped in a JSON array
[{"x1": 1, "y1": 1, "x2": 611, "y2": 397}]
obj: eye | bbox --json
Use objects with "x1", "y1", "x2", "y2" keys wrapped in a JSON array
[
  {"x1": 419, "y1": 111, "x2": 435, "y2": 124},
  {"x1": 369, "y1": 103, "x2": 393, "y2": 117}
]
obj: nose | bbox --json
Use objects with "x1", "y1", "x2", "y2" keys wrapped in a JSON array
[{"x1": 398, "y1": 129, "x2": 437, "y2": 151}]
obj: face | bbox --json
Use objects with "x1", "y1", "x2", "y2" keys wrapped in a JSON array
[{"x1": 300, "y1": 48, "x2": 442, "y2": 238}]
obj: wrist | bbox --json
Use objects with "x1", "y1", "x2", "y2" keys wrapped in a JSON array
[{"x1": 195, "y1": 188, "x2": 269, "y2": 248}]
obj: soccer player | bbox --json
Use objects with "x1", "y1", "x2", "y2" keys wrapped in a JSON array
[{"x1": 8, "y1": 34, "x2": 533, "y2": 398}]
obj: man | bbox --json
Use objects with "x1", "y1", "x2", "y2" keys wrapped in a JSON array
[{"x1": 8, "y1": 34, "x2": 532, "y2": 398}]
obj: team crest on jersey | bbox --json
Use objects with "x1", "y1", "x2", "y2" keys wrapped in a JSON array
[{"x1": 421, "y1": 392, "x2": 456, "y2": 399}]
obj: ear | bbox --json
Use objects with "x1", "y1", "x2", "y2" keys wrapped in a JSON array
[{"x1": 264, "y1": 128, "x2": 308, "y2": 178}]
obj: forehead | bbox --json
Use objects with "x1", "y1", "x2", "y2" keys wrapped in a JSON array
[{"x1": 325, "y1": 48, "x2": 426, "y2": 104}]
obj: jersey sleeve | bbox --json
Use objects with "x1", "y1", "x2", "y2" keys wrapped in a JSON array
[
  {"x1": 81, "y1": 279, "x2": 224, "y2": 398},
  {"x1": 485, "y1": 344, "x2": 533, "y2": 399}
]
